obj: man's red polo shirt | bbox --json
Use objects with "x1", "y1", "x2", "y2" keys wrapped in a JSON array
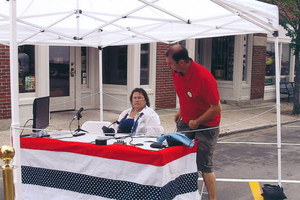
[{"x1": 172, "y1": 60, "x2": 221, "y2": 127}]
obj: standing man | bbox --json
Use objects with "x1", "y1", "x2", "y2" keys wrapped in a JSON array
[{"x1": 166, "y1": 44, "x2": 221, "y2": 200}]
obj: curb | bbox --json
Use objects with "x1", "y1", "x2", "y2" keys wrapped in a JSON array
[{"x1": 219, "y1": 119, "x2": 300, "y2": 137}]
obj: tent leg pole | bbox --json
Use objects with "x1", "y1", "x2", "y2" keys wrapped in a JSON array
[
  {"x1": 274, "y1": 36, "x2": 282, "y2": 186},
  {"x1": 99, "y1": 48, "x2": 103, "y2": 121},
  {"x1": 9, "y1": 0, "x2": 22, "y2": 199}
]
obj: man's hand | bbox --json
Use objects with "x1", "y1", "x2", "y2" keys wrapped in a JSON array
[
  {"x1": 174, "y1": 111, "x2": 182, "y2": 123},
  {"x1": 188, "y1": 101, "x2": 222, "y2": 129},
  {"x1": 189, "y1": 119, "x2": 199, "y2": 130}
]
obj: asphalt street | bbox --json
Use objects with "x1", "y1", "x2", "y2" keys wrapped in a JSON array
[{"x1": 207, "y1": 121, "x2": 300, "y2": 200}]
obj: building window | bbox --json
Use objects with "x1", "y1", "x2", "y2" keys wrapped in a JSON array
[
  {"x1": 243, "y1": 35, "x2": 248, "y2": 81},
  {"x1": 281, "y1": 43, "x2": 290, "y2": 79},
  {"x1": 49, "y1": 46, "x2": 70, "y2": 97},
  {"x1": 81, "y1": 47, "x2": 88, "y2": 85},
  {"x1": 195, "y1": 39, "x2": 202, "y2": 64},
  {"x1": 211, "y1": 36, "x2": 235, "y2": 81},
  {"x1": 265, "y1": 43, "x2": 291, "y2": 85},
  {"x1": 140, "y1": 44, "x2": 149, "y2": 85},
  {"x1": 103, "y1": 45, "x2": 127, "y2": 85},
  {"x1": 265, "y1": 43, "x2": 275, "y2": 85},
  {"x1": 18, "y1": 45, "x2": 35, "y2": 93},
  {"x1": 179, "y1": 40, "x2": 186, "y2": 47}
]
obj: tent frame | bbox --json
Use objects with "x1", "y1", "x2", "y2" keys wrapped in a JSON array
[{"x1": 6, "y1": 0, "x2": 281, "y2": 199}]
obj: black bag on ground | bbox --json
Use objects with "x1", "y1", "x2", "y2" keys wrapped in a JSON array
[{"x1": 261, "y1": 184, "x2": 287, "y2": 199}]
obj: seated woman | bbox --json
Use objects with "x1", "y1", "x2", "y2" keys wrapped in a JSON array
[{"x1": 116, "y1": 88, "x2": 164, "y2": 136}]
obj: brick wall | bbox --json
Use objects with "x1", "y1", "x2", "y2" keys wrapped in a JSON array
[
  {"x1": 0, "y1": 45, "x2": 11, "y2": 119},
  {"x1": 251, "y1": 34, "x2": 267, "y2": 100},
  {"x1": 155, "y1": 43, "x2": 176, "y2": 109}
]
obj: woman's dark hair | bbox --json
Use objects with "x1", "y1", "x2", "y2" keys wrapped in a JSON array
[{"x1": 130, "y1": 88, "x2": 150, "y2": 107}]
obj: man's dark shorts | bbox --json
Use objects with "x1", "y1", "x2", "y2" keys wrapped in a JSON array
[{"x1": 177, "y1": 120, "x2": 219, "y2": 173}]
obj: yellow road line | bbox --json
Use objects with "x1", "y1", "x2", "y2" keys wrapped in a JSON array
[{"x1": 249, "y1": 182, "x2": 264, "y2": 200}]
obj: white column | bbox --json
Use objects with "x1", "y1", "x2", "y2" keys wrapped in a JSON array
[
  {"x1": 127, "y1": 44, "x2": 140, "y2": 88},
  {"x1": 233, "y1": 35, "x2": 243, "y2": 101}
]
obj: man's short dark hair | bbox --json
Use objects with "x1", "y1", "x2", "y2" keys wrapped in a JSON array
[{"x1": 165, "y1": 45, "x2": 189, "y2": 63}]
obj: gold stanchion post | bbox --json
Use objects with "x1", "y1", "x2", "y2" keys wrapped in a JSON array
[{"x1": 1, "y1": 145, "x2": 15, "y2": 200}]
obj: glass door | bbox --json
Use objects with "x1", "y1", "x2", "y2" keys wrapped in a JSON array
[{"x1": 49, "y1": 46, "x2": 75, "y2": 111}]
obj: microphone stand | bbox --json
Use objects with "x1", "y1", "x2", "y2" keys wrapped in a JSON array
[{"x1": 73, "y1": 113, "x2": 88, "y2": 137}]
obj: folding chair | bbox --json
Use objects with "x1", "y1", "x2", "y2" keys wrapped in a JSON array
[{"x1": 81, "y1": 121, "x2": 113, "y2": 134}]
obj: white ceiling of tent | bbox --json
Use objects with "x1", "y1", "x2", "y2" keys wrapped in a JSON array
[{"x1": 0, "y1": 0, "x2": 278, "y2": 47}]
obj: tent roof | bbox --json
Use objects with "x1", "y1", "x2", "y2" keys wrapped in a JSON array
[{"x1": 0, "y1": 0, "x2": 278, "y2": 48}]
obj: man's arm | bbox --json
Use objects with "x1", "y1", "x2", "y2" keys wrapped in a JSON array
[{"x1": 189, "y1": 101, "x2": 221, "y2": 130}]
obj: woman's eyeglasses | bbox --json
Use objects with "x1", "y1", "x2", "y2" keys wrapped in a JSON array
[{"x1": 133, "y1": 96, "x2": 144, "y2": 100}]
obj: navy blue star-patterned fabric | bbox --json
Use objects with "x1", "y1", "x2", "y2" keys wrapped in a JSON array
[{"x1": 22, "y1": 166, "x2": 198, "y2": 200}]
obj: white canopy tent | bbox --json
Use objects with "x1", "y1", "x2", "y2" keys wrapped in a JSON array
[
  {"x1": 0, "y1": 0, "x2": 280, "y2": 199},
  {"x1": 1, "y1": 0, "x2": 278, "y2": 47}
]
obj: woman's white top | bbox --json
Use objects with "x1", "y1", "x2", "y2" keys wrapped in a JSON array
[{"x1": 116, "y1": 105, "x2": 164, "y2": 137}]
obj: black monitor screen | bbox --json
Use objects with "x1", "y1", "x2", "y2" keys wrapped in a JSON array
[{"x1": 32, "y1": 96, "x2": 50, "y2": 132}]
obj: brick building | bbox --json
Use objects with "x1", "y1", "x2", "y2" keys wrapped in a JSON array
[
  {"x1": 0, "y1": 45, "x2": 11, "y2": 129},
  {"x1": 0, "y1": 27, "x2": 295, "y2": 130}
]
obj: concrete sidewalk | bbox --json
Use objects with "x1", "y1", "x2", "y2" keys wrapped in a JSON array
[{"x1": 1, "y1": 100, "x2": 300, "y2": 147}]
